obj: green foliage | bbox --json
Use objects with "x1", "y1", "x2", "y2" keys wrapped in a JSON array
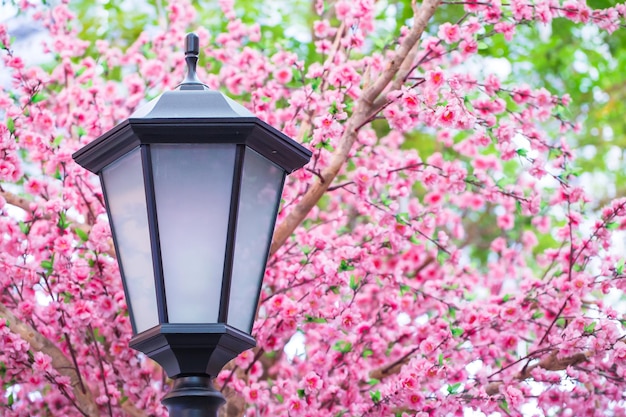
[
  {"x1": 584, "y1": 321, "x2": 597, "y2": 334},
  {"x1": 333, "y1": 340, "x2": 353, "y2": 353},
  {"x1": 71, "y1": 0, "x2": 157, "y2": 51},
  {"x1": 75, "y1": 227, "x2": 89, "y2": 242},
  {"x1": 338, "y1": 259, "x2": 355, "y2": 272},
  {"x1": 369, "y1": 389, "x2": 381, "y2": 403},
  {"x1": 446, "y1": 382, "x2": 462, "y2": 394},
  {"x1": 450, "y1": 326, "x2": 464, "y2": 338}
]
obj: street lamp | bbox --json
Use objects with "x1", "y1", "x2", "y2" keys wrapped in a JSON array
[{"x1": 72, "y1": 33, "x2": 311, "y2": 417}]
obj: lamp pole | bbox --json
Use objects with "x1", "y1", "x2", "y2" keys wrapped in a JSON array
[
  {"x1": 72, "y1": 33, "x2": 311, "y2": 417},
  {"x1": 162, "y1": 376, "x2": 225, "y2": 417}
]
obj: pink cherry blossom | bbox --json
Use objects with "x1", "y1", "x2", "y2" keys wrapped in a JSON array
[
  {"x1": 438, "y1": 23, "x2": 462, "y2": 44},
  {"x1": 0, "y1": 1, "x2": 625, "y2": 416}
]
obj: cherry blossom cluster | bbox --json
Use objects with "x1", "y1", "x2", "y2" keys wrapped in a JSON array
[{"x1": 0, "y1": 0, "x2": 625, "y2": 416}]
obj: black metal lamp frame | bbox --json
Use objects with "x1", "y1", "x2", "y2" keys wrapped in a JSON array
[{"x1": 72, "y1": 33, "x2": 311, "y2": 417}]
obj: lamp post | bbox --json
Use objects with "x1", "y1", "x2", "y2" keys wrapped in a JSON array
[{"x1": 72, "y1": 33, "x2": 311, "y2": 417}]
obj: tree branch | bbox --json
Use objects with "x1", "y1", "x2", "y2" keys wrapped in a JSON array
[
  {"x1": 484, "y1": 350, "x2": 589, "y2": 395},
  {"x1": 0, "y1": 189, "x2": 31, "y2": 212},
  {"x1": 269, "y1": 0, "x2": 442, "y2": 256}
]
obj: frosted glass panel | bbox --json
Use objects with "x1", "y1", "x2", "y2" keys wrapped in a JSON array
[
  {"x1": 102, "y1": 148, "x2": 159, "y2": 334},
  {"x1": 151, "y1": 144, "x2": 236, "y2": 323},
  {"x1": 229, "y1": 148, "x2": 284, "y2": 332}
]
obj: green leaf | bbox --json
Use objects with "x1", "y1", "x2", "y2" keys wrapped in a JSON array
[
  {"x1": 438, "y1": 353, "x2": 444, "y2": 366},
  {"x1": 548, "y1": 148, "x2": 563, "y2": 159},
  {"x1": 409, "y1": 235, "x2": 421, "y2": 245},
  {"x1": 275, "y1": 394, "x2": 284, "y2": 403},
  {"x1": 338, "y1": 259, "x2": 355, "y2": 273},
  {"x1": 52, "y1": 135, "x2": 64, "y2": 148},
  {"x1": 31, "y1": 92, "x2": 47, "y2": 103},
  {"x1": 499, "y1": 399, "x2": 510, "y2": 413},
  {"x1": 451, "y1": 327, "x2": 464, "y2": 337},
  {"x1": 502, "y1": 294, "x2": 512, "y2": 302},
  {"x1": 437, "y1": 249, "x2": 450, "y2": 265},
  {"x1": 617, "y1": 259, "x2": 625, "y2": 275},
  {"x1": 567, "y1": 166, "x2": 583, "y2": 177},
  {"x1": 496, "y1": 177, "x2": 515, "y2": 188},
  {"x1": 92, "y1": 327, "x2": 105, "y2": 343},
  {"x1": 446, "y1": 382, "x2": 462, "y2": 394},
  {"x1": 367, "y1": 378, "x2": 379, "y2": 385},
  {"x1": 333, "y1": 340, "x2": 352, "y2": 353},
  {"x1": 532, "y1": 310, "x2": 544, "y2": 319},
  {"x1": 606, "y1": 222, "x2": 619, "y2": 230},
  {"x1": 349, "y1": 275, "x2": 359, "y2": 291},
  {"x1": 7, "y1": 392, "x2": 13, "y2": 407},
  {"x1": 395, "y1": 212, "x2": 410, "y2": 225},
  {"x1": 323, "y1": 141, "x2": 335, "y2": 152},
  {"x1": 6, "y1": 118, "x2": 15, "y2": 134},
  {"x1": 399, "y1": 284, "x2": 411, "y2": 296},
  {"x1": 584, "y1": 322, "x2": 596, "y2": 334},
  {"x1": 41, "y1": 260, "x2": 53, "y2": 271},
  {"x1": 362, "y1": 348, "x2": 373, "y2": 358},
  {"x1": 369, "y1": 390, "x2": 381, "y2": 403},
  {"x1": 464, "y1": 291, "x2": 477, "y2": 301},
  {"x1": 516, "y1": 148, "x2": 528, "y2": 157},
  {"x1": 18, "y1": 221, "x2": 30, "y2": 235},
  {"x1": 304, "y1": 315, "x2": 327, "y2": 323},
  {"x1": 297, "y1": 389, "x2": 306, "y2": 398},
  {"x1": 53, "y1": 167, "x2": 62, "y2": 181},
  {"x1": 315, "y1": 140, "x2": 335, "y2": 152},
  {"x1": 442, "y1": 283, "x2": 459, "y2": 290},
  {"x1": 75, "y1": 228, "x2": 89, "y2": 242},
  {"x1": 57, "y1": 210, "x2": 70, "y2": 230}
]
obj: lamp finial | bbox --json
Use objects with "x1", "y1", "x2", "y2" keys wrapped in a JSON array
[{"x1": 179, "y1": 32, "x2": 206, "y2": 89}]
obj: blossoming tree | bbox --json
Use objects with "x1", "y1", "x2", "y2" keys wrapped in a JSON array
[{"x1": 1, "y1": 0, "x2": 626, "y2": 416}]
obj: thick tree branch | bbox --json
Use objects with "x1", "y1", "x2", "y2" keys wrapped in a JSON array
[
  {"x1": 484, "y1": 350, "x2": 589, "y2": 395},
  {"x1": 368, "y1": 347, "x2": 589, "y2": 398},
  {"x1": 121, "y1": 402, "x2": 151, "y2": 417},
  {"x1": 269, "y1": 0, "x2": 442, "y2": 255},
  {"x1": 0, "y1": 189, "x2": 31, "y2": 212}
]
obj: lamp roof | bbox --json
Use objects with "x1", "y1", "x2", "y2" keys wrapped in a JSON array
[{"x1": 72, "y1": 33, "x2": 311, "y2": 175}]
